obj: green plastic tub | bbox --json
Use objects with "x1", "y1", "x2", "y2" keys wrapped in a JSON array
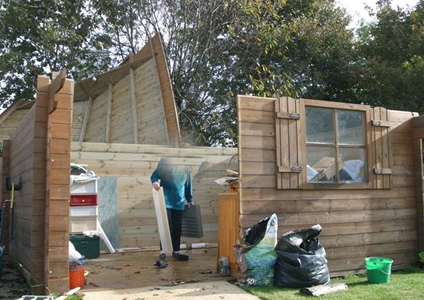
[{"x1": 365, "y1": 257, "x2": 393, "y2": 284}]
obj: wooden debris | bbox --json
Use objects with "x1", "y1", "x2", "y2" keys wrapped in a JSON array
[
  {"x1": 300, "y1": 283, "x2": 348, "y2": 296},
  {"x1": 115, "y1": 247, "x2": 142, "y2": 252}
]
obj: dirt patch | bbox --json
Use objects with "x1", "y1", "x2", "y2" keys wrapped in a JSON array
[{"x1": 0, "y1": 255, "x2": 31, "y2": 299}]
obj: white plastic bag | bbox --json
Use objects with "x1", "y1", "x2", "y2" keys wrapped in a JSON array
[{"x1": 69, "y1": 241, "x2": 85, "y2": 265}]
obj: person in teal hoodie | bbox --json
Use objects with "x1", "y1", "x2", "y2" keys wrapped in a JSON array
[{"x1": 151, "y1": 157, "x2": 194, "y2": 261}]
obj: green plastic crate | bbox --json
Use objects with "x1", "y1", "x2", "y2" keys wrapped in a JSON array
[{"x1": 70, "y1": 234, "x2": 100, "y2": 259}]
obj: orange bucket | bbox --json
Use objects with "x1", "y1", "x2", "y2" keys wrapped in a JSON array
[{"x1": 69, "y1": 266, "x2": 85, "y2": 289}]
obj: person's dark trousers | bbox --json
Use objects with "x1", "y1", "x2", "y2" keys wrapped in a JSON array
[{"x1": 167, "y1": 208, "x2": 184, "y2": 252}]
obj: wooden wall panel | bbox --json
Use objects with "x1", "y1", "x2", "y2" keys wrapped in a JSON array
[
  {"x1": 134, "y1": 59, "x2": 169, "y2": 145},
  {"x1": 1, "y1": 73, "x2": 73, "y2": 294},
  {"x1": 0, "y1": 101, "x2": 34, "y2": 142},
  {"x1": 70, "y1": 34, "x2": 180, "y2": 146},
  {"x1": 71, "y1": 142, "x2": 237, "y2": 249},
  {"x1": 7, "y1": 103, "x2": 39, "y2": 274},
  {"x1": 110, "y1": 76, "x2": 133, "y2": 144},
  {"x1": 151, "y1": 34, "x2": 181, "y2": 146},
  {"x1": 71, "y1": 101, "x2": 86, "y2": 141},
  {"x1": 237, "y1": 95, "x2": 419, "y2": 276},
  {"x1": 85, "y1": 89, "x2": 108, "y2": 142}
]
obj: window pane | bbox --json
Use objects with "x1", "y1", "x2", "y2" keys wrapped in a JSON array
[
  {"x1": 337, "y1": 110, "x2": 365, "y2": 145},
  {"x1": 339, "y1": 148, "x2": 366, "y2": 182},
  {"x1": 306, "y1": 107, "x2": 334, "y2": 144},
  {"x1": 306, "y1": 146, "x2": 336, "y2": 182}
]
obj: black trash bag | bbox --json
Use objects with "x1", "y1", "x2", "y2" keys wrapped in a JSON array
[
  {"x1": 234, "y1": 213, "x2": 278, "y2": 286},
  {"x1": 274, "y1": 224, "x2": 330, "y2": 288}
]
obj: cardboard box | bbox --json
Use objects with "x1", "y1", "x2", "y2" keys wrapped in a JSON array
[{"x1": 311, "y1": 157, "x2": 344, "y2": 181}]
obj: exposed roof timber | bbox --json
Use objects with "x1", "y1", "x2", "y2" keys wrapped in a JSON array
[
  {"x1": 74, "y1": 36, "x2": 165, "y2": 103},
  {"x1": 74, "y1": 56, "x2": 150, "y2": 102},
  {"x1": 16, "y1": 100, "x2": 36, "y2": 110},
  {"x1": 106, "y1": 73, "x2": 116, "y2": 85},
  {"x1": 48, "y1": 67, "x2": 67, "y2": 113},
  {"x1": 412, "y1": 115, "x2": 424, "y2": 128},
  {"x1": 0, "y1": 99, "x2": 35, "y2": 125}
]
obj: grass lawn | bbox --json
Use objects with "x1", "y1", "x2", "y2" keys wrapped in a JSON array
[{"x1": 241, "y1": 267, "x2": 424, "y2": 300}]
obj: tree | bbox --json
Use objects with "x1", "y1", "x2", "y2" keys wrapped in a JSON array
[
  {"x1": 164, "y1": 0, "x2": 241, "y2": 146},
  {"x1": 84, "y1": 0, "x2": 240, "y2": 146},
  {"x1": 89, "y1": 0, "x2": 356, "y2": 146},
  {"x1": 355, "y1": 0, "x2": 424, "y2": 112},
  {"x1": 226, "y1": 0, "x2": 356, "y2": 101},
  {"x1": 161, "y1": 0, "x2": 356, "y2": 145},
  {"x1": 4, "y1": 0, "x2": 423, "y2": 147},
  {"x1": 0, "y1": 0, "x2": 112, "y2": 108}
]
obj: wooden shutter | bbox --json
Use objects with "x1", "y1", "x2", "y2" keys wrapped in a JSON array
[
  {"x1": 275, "y1": 97, "x2": 303, "y2": 189},
  {"x1": 370, "y1": 106, "x2": 392, "y2": 189}
]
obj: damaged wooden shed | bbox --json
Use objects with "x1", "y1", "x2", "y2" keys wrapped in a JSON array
[
  {"x1": 3, "y1": 31, "x2": 424, "y2": 295},
  {"x1": 233, "y1": 95, "x2": 424, "y2": 277},
  {"x1": 0, "y1": 34, "x2": 235, "y2": 294}
]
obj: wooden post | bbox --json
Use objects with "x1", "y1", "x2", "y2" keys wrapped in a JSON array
[{"x1": 44, "y1": 69, "x2": 74, "y2": 293}]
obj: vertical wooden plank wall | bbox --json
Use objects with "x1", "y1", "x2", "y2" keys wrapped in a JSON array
[
  {"x1": 134, "y1": 59, "x2": 169, "y2": 144},
  {"x1": 84, "y1": 88, "x2": 109, "y2": 143},
  {"x1": 412, "y1": 117, "x2": 424, "y2": 252},
  {"x1": 150, "y1": 34, "x2": 181, "y2": 146},
  {"x1": 238, "y1": 95, "x2": 419, "y2": 276},
  {"x1": 72, "y1": 35, "x2": 174, "y2": 146}
]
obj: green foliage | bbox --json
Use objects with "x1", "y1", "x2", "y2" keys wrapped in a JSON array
[
  {"x1": 162, "y1": 0, "x2": 241, "y2": 146},
  {"x1": 227, "y1": 0, "x2": 356, "y2": 102},
  {"x1": 1, "y1": 0, "x2": 424, "y2": 146},
  {"x1": 0, "y1": 0, "x2": 112, "y2": 108},
  {"x1": 354, "y1": 0, "x2": 424, "y2": 112},
  {"x1": 418, "y1": 251, "x2": 424, "y2": 263},
  {"x1": 50, "y1": 292, "x2": 81, "y2": 299}
]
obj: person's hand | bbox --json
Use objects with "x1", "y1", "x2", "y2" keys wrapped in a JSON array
[
  {"x1": 188, "y1": 201, "x2": 195, "y2": 207},
  {"x1": 152, "y1": 182, "x2": 160, "y2": 191}
]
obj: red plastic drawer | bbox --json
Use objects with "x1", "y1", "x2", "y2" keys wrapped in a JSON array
[{"x1": 70, "y1": 194, "x2": 98, "y2": 206}]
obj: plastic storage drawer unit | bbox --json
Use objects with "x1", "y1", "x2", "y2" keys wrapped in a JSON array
[
  {"x1": 70, "y1": 234, "x2": 100, "y2": 258},
  {"x1": 70, "y1": 216, "x2": 97, "y2": 233},
  {"x1": 70, "y1": 205, "x2": 98, "y2": 217},
  {"x1": 71, "y1": 180, "x2": 98, "y2": 194},
  {"x1": 70, "y1": 194, "x2": 98, "y2": 206}
]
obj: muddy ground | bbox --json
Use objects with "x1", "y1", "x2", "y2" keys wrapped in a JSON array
[{"x1": 0, "y1": 255, "x2": 31, "y2": 300}]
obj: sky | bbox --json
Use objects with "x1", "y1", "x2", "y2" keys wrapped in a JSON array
[{"x1": 336, "y1": 0, "x2": 420, "y2": 27}]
